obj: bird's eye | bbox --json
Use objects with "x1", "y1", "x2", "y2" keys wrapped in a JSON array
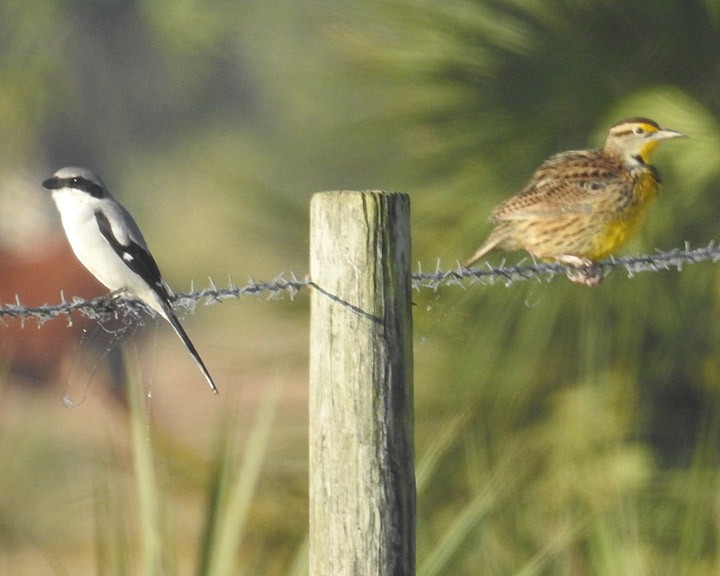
[{"x1": 633, "y1": 126, "x2": 645, "y2": 135}]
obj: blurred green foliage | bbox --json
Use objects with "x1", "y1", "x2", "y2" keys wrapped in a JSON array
[
  {"x1": 355, "y1": 1, "x2": 720, "y2": 574},
  {"x1": 1, "y1": 0, "x2": 720, "y2": 574}
]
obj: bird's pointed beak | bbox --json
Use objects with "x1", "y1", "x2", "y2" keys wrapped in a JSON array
[
  {"x1": 42, "y1": 177, "x2": 60, "y2": 190},
  {"x1": 656, "y1": 127, "x2": 686, "y2": 140}
]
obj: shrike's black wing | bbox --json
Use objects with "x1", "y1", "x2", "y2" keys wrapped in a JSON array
[{"x1": 94, "y1": 209, "x2": 171, "y2": 301}]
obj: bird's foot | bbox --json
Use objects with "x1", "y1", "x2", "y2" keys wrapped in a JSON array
[
  {"x1": 555, "y1": 255, "x2": 603, "y2": 287},
  {"x1": 92, "y1": 289, "x2": 133, "y2": 316}
]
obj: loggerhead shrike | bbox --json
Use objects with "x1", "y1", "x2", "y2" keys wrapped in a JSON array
[{"x1": 42, "y1": 166, "x2": 218, "y2": 394}]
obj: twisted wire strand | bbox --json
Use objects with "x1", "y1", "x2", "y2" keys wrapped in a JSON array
[
  {"x1": 412, "y1": 242, "x2": 720, "y2": 289},
  {"x1": 1, "y1": 242, "x2": 717, "y2": 323}
]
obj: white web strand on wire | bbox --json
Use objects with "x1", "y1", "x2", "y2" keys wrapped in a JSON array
[{"x1": 0, "y1": 273, "x2": 308, "y2": 324}]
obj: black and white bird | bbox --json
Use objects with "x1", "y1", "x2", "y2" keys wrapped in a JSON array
[{"x1": 42, "y1": 166, "x2": 218, "y2": 394}]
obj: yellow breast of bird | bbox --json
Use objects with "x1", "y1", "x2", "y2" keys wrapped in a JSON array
[{"x1": 585, "y1": 169, "x2": 660, "y2": 260}]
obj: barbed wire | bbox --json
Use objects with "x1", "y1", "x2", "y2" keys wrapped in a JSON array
[
  {"x1": 413, "y1": 241, "x2": 720, "y2": 289},
  {"x1": 1, "y1": 242, "x2": 718, "y2": 324},
  {"x1": 0, "y1": 274, "x2": 309, "y2": 326}
]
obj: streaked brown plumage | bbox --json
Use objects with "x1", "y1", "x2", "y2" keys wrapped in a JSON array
[{"x1": 465, "y1": 117, "x2": 685, "y2": 284}]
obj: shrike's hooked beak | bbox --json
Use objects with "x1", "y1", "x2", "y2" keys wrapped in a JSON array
[{"x1": 42, "y1": 177, "x2": 62, "y2": 190}]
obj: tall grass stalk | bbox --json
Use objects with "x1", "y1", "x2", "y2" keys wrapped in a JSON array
[
  {"x1": 197, "y1": 378, "x2": 281, "y2": 576},
  {"x1": 126, "y1": 348, "x2": 168, "y2": 576}
]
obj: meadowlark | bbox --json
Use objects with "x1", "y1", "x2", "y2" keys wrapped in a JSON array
[{"x1": 464, "y1": 117, "x2": 685, "y2": 285}]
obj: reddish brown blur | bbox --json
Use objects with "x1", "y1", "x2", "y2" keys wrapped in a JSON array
[{"x1": 0, "y1": 237, "x2": 117, "y2": 385}]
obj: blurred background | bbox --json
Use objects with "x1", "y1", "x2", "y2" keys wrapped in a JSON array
[{"x1": 1, "y1": 0, "x2": 720, "y2": 574}]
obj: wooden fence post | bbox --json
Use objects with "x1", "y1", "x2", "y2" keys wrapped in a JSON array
[{"x1": 309, "y1": 191, "x2": 415, "y2": 576}]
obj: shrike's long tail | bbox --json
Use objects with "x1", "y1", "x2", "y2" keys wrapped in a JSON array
[{"x1": 160, "y1": 301, "x2": 218, "y2": 394}]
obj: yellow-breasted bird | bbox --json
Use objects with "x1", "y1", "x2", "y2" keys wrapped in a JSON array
[{"x1": 464, "y1": 117, "x2": 685, "y2": 285}]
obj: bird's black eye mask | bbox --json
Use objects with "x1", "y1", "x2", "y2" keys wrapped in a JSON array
[{"x1": 42, "y1": 176, "x2": 106, "y2": 199}]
